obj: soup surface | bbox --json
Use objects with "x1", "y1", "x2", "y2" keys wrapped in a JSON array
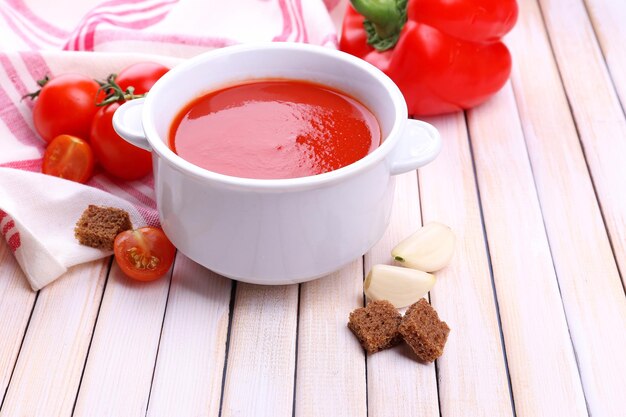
[{"x1": 169, "y1": 80, "x2": 381, "y2": 179}]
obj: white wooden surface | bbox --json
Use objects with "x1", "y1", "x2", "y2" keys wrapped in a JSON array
[
  {"x1": 364, "y1": 172, "x2": 440, "y2": 417},
  {"x1": 468, "y1": 84, "x2": 588, "y2": 416},
  {"x1": 508, "y1": 0, "x2": 626, "y2": 414},
  {"x1": 296, "y1": 260, "x2": 366, "y2": 417},
  {"x1": 0, "y1": 242, "x2": 36, "y2": 406},
  {"x1": 538, "y1": 0, "x2": 626, "y2": 283},
  {"x1": 420, "y1": 113, "x2": 514, "y2": 417},
  {"x1": 585, "y1": 0, "x2": 626, "y2": 110},
  {"x1": 72, "y1": 263, "x2": 171, "y2": 417},
  {"x1": 220, "y1": 284, "x2": 299, "y2": 417},
  {"x1": 0, "y1": 260, "x2": 107, "y2": 417},
  {"x1": 1, "y1": 0, "x2": 625, "y2": 416},
  {"x1": 146, "y1": 255, "x2": 232, "y2": 417}
]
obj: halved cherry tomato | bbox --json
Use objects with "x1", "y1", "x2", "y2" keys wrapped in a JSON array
[
  {"x1": 116, "y1": 62, "x2": 169, "y2": 95},
  {"x1": 90, "y1": 101, "x2": 152, "y2": 180},
  {"x1": 114, "y1": 227, "x2": 176, "y2": 281},
  {"x1": 42, "y1": 134, "x2": 94, "y2": 183},
  {"x1": 32, "y1": 74, "x2": 103, "y2": 143}
]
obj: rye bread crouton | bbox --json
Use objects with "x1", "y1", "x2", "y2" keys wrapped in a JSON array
[
  {"x1": 348, "y1": 300, "x2": 402, "y2": 354},
  {"x1": 74, "y1": 205, "x2": 132, "y2": 250},
  {"x1": 399, "y1": 298, "x2": 450, "y2": 363}
]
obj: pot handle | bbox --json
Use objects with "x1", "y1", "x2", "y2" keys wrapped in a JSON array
[
  {"x1": 389, "y1": 119, "x2": 441, "y2": 175},
  {"x1": 112, "y1": 98, "x2": 152, "y2": 151}
]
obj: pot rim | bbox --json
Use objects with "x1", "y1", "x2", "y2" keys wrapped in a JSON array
[{"x1": 142, "y1": 42, "x2": 407, "y2": 191}]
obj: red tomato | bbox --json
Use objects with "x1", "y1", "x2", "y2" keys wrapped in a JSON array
[
  {"x1": 116, "y1": 62, "x2": 169, "y2": 95},
  {"x1": 114, "y1": 227, "x2": 176, "y2": 281},
  {"x1": 90, "y1": 101, "x2": 152, "y2": 180},
  {"x1": 42, "y1": 134, "x2": 94, "y2": 183},
  {"x1": 32, "y1": 74, "x2": 103, "y2": 143}
]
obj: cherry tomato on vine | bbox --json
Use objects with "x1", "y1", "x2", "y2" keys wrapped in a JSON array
[
  {"x1": 42, "y1": 134, "x2": 94, "y2": 183},
  {"x1": 114, "y1": 227, "x2": 176, "y2": 281},
  {"x1": 31, "y1": 74, "x2": 103, "y2": 143},
  {"x1": 89, "y1": 62, "x2": 168, "y2": 180},
  {"x1": 116, "y1": 62, "x2": 169, "y2": 95},
  {"x1": 90, "y1": 101, "x2": 152, "y2": 180}
]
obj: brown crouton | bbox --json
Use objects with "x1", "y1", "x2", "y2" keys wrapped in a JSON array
[
  {"x1": 399, "y1": 298, "x2": 450, "y2": 363},
  {"x1": 74, "y1": 205, "x2": 132, "y2": 250},
  {"x1": 348, "y1": 300, "x2": 402, "y2": 354}
]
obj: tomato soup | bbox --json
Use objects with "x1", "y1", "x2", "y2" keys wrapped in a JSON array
[{"x1": 169, "y1": 80, "x2": 381, "y2": 179}]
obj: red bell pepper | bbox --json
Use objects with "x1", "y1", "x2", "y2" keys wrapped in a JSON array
[{"x1": 340, "y1": 0, "x2": 518, "y2": 116}]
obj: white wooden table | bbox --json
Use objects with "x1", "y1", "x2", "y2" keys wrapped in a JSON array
[{"x1": 1, "y1": 0, "x2": 625, "y2": 415}]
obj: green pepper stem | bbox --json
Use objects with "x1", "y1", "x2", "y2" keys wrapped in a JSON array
[{"x1": 351, "y1": 0, "x2": 402, "y2": 39}]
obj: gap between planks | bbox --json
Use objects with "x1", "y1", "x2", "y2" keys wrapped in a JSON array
[
  {"x1": 1, "y1": 258, "x2": 109, "y2": 417},
  {"x1": 536, "y1": 0, "x2": 626, "y2": 285},
  {"x1": 420, "y1": 113, "x2": 516, "y2": 417},
  {"x1": 0, "y1": 240, "x2": 38, "y2": 412},
  {"x1": 146, "y1": 254, "x2": 231, "y2": 417},
  {"x1": 507, "y1": 0, "x2": 626, "y2": 415}
]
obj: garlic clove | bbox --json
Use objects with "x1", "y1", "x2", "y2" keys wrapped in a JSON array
[
  {"x1": 391, "y1": 221, "x2": 456, "y2": 272},
  {"x1": 364, "y1": 264, "x2": 435, "y2": 308}
]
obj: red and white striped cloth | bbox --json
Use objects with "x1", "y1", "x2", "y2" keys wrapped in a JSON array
[{"x1": 0, "y1": 0, "x2": 348, "y2": 290}]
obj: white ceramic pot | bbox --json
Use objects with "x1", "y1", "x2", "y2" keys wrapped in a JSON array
[{"x1": 113, "y1": 43, "x2": 441, "y2": 285}]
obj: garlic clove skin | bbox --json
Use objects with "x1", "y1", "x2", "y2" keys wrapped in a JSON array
[
  {"x1": 364, "y1": 264, "x2": 436, "y2": 308},
  {"x1": 391, "y1": 221, "x2": 456, "y2": 272}
]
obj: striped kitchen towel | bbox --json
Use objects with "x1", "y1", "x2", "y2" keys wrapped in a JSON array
[
  {"x1": 0, "y1": 0, "x2": 347, "y2": 290},
  {"x1": 0, "y1": 0, "x2": 345, "y2": 53}
]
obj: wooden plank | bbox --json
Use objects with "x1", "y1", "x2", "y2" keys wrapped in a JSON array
[
  {"x1": 0, "y1": 241, "x2": 36, "y2": 406},
  {"x1": 72, "y1": 262, "x2": 171, "y2": 417},
  {"x1": 363, "y1": 172, "x2": 439, "y2": 417},
  {"x1": 295, "y1": 260, "x2": 366, "y2": 417},
  {"x1": 467, "y1": 84, "x2": 588, "y2": 416},
  {"x1": 146, "y1": 255, "x2": 232, "y2": 417},
  {"x1": 220, "y1": 284, "x2": 299, "y2": 417},
  {"x1": 0, "y1": 259, "x2": 107, "y2": 417},
  {"x1": 419, "y1": 113, "x2": 514, "y2": 416},
  {"x1": 537, "y1": 0, "x2": 626, "y2": 281},
  {"x1": 507, "y1": 1, "x2": 626, "y2": 415},
  {"x1": 584, "y1": 0, "x2": 626, "y2": 110}
]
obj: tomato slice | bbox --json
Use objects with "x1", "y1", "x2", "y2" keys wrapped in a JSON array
[
  {"x1": 42, "y1": 134, "x2": 94, "y2": 183},
  {"x1": 114, "y1": 227, "x2": 176, "y2": 281}
]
